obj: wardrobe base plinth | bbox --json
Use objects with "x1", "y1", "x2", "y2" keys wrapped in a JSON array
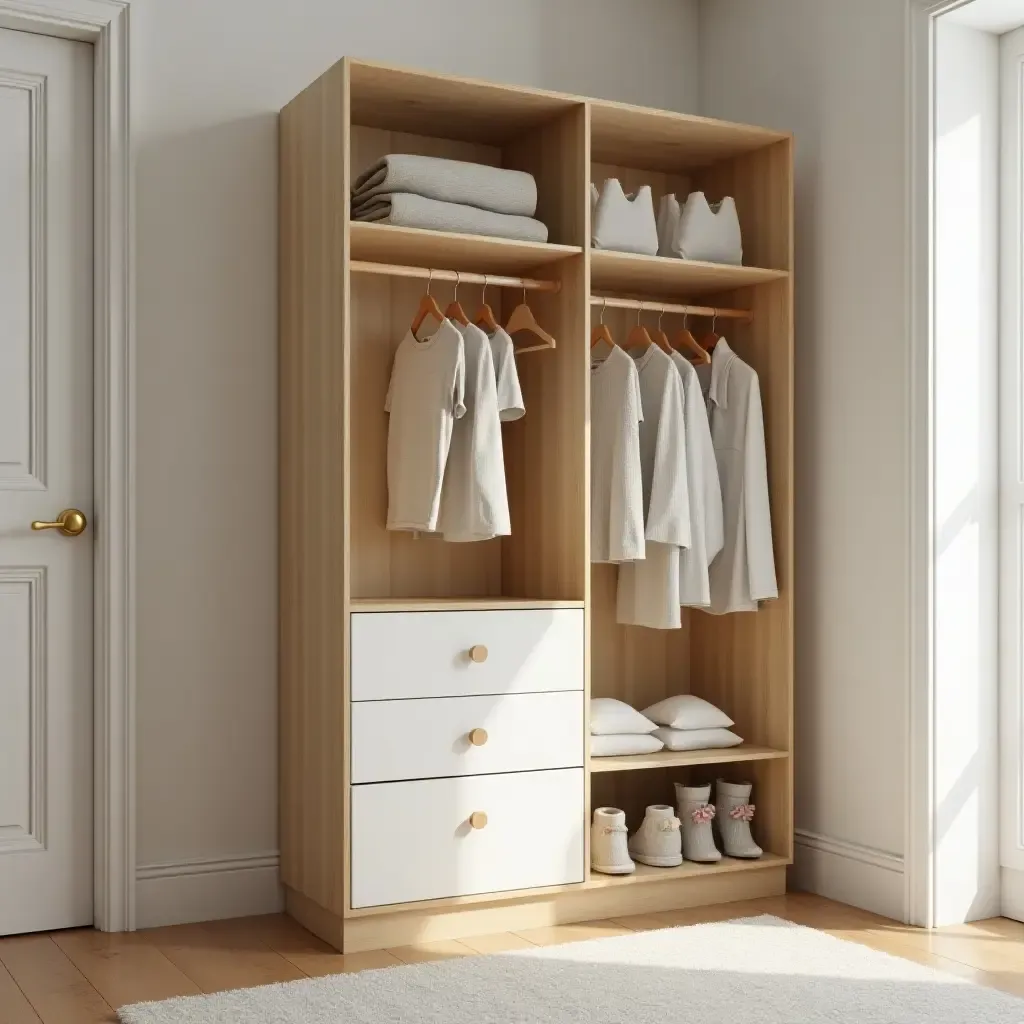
[{"x1": 340, "y1": 865, "x2": 785, "y2": 953}]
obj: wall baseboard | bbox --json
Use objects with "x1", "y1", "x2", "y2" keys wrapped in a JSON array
[
  {"x1": 136, "y1": 852, "x2": 283, "y2": 929},
  {"x1": 791, "y1": 829, "x2": 905, "y2": 921}
]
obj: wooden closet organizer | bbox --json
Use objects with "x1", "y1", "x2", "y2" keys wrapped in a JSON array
[{"x1": 280, "y1": 58, "x2": 793, "y2": 953}]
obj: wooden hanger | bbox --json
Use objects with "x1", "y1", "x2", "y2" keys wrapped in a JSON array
[
  {"x1": 506, "y1": 285, "x2": 556, "y2": 353},
  {"x1": 444, "y1": 270, "x2": 470, "y2": 326},
  {"x1": 651, "y1": 309, "x2": 673, "y2": 355},
  {"x1": 410, "y1": 268, "x2": 445, "y2": 340},
  {"x1": 625, "y1": 302, "x2": 654, "y2": 352},
  {"x1": 700, "y1": 309, "x2": 722, "y2": 353},
  {"x1": 474, "y1": 275, "x2": 499, "y2": 333},
  {"x1": 591, "y1": 297, "x2": 616, "y2": 350},
  {"x1": 674, "y1": 309, "x2": 710, "y2": 364}
]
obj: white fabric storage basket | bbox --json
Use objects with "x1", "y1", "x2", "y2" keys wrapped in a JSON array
[
  {"x1": 657, "y1": 192, "x2": 743, "y2": 265},
  {"x1": 591, "y1": 179, "x2": 659, "y2": 256}
]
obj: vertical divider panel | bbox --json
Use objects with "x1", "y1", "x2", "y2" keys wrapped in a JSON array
[{"x1": 278, "y1": 56, "x2": 350, "y2": 919}]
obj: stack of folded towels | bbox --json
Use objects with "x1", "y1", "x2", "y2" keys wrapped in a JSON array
[
  {"x1": 351, "y1": 154, "x2": 548, "y2": 243},
  {"x1": 591, "y1": 695, "x2": 743, "y2": 756}
]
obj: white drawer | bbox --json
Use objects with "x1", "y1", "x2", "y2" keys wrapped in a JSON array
[
  {"x1": 350, "y1": 609, "x2": 583, "y2": 701},
  {"x1": 351, "y1": 691, "x2": 584, "y2": 783},
  {"x1": 350, "y1": 769, "x2": 584, "y2": 908}
]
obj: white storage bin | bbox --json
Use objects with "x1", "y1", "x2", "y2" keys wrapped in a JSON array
[
  {"x1": 657, "y1": 191, "x2": 743, "y2": 265},
  {"x1": 591, "y1": 179, "x2": 658, "y2": 256}
]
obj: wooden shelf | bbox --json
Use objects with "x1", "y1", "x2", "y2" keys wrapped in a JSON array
[
  {"x1": 589, "y1": 745, "x2": 788, "y2": 773},
  {"x1": 584, "y1": 852, "x2": 788, "y2": 889},
  {"x1": 590, "y1": 249, "x2": 787, "y2": 298},
  {"x1": 590, "y1": 98, "x2": 789, "y2": 172},
  {"x1": 350, "y1": 598, "x2": 585, "y2": 613},
  {"x1": 349, "y1": 223, "x2": 580, "y2": 277}
]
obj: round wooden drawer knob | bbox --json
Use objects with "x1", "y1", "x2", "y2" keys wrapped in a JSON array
[
  {"x1": 468, "y1": 645, "x2": 489, "y2": 664},
  {"x1": 469, "y1": 811, "x2": 488, "y2": 830},
  {"x1": 468, "y1": 728, "x2": 489, "y2": 747}
]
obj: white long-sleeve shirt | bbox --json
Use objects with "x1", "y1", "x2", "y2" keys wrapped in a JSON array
[
  {"x1": 695, "y1": 338, "x2": 778, "y2": 613},
  {"x1": 616, "y1": 345, "x2": 691, "y2": 629},
  {"x1": 670, "y1": 352, "x2": 723, "y2": 607}
]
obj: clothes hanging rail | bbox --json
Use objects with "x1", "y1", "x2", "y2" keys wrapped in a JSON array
[
  {"x1": 590, "y1": 294, "x2": 752, "y2": 321},
  {"x1": 351, "y1": 260, "x2": 561, "y2": 293}
]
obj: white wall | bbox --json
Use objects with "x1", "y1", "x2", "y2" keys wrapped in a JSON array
[
  {"x1": 698, "y1": 0, "x2": 911, "y2": 919},
  {"x1": 129, "y1": 0, "x2": 700, "y2": 925},
  {"x1": 933, "y1": 18, "x2": 1000, "y2": 926}
]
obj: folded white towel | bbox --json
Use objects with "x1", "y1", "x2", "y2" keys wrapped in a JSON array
[
  {"x1": 352, "y1": 193, "x2": 549, "y2": 243},
  {"x1": 352, "y1": 154, "x2": 537, "y2": 217}
]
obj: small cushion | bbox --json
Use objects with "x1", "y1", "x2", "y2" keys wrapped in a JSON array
[
  {"x1": 653, "y1": 727, "x2": 743, "y2": 751},
  {"x1": 591, "y1": 733, "x2": 665, "y2": 757},
  {"x1": 641, "y1": 694, "x2": 733, "y2": 731},
  {"x1": 590, "y1": 698, "x2": 658, "y2": 736}
]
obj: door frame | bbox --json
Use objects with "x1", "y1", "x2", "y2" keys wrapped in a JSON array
[{"x1": 0, "y1": 0, "x2": 134, "y2": 932}]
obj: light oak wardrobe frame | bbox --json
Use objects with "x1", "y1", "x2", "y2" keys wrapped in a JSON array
[{"x1": 279, "y1": 57, "x2": 794, "y2": 953}]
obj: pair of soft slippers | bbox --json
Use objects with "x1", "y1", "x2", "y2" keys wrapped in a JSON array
[{"x1": 592, "y1": 781, "x2": 761, "y2": 875}]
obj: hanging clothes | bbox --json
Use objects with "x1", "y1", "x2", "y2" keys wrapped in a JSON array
[
  {"x1": 616, "y1": 344, "x2": 691, "y2": 629},
  {"x1": 590, "y1": 344, "x2": 645, "y2": 563},
  {"x1": 384, "y1": 320, "x2": 466, "y2": 532},
  {"x1": 486, "y1": 325, "x2": 525, "y2": 422},
  {"x1": 669, "y1": 351, "x2": 724, "y2": 607},
  {"x1": 437, "y1": 321, "x2": 511, "y2": 542},
  {"x1": 694, "y1": 337, "x2": 777, "y2": 613}
]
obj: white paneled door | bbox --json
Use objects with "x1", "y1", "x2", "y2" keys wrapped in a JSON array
[{"x1": 0, "y1": 28, "x2": 94, "y2": 935}]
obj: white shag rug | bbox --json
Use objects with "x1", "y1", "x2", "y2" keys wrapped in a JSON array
[{"x1": 117, "y1": 915, "x2": 1024, "y2": 1024}]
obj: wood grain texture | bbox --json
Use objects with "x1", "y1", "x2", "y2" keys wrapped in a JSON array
[
  {"x1": 0, "y1": 958, "x2": 42, "y2": 1024},
  {"x1": 349, "y1": 58, "x2": 581, "y2": 144},
  {"x1": 0, "y1": 935, "x2": 114, "y2": 1023},
  {"x1": 590, "y1": 745, "x2": 788, "y2": 773},
  {"x1": 278, "y1": 56, "x2": 350, "y2": 920},
  {"x1": 590, "y1": 249, "x2": 787, "y2": 298}
]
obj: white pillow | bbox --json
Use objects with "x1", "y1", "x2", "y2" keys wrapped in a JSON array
[
  {"x1": 653, "y1": 727, "x2": 743, "y2": 751},
  {"x1": 642, "y1": 694, "x2": 733, "y2": 731},
  {"x1": 591, "y1": 733, "x2": 665, "y2": 757},
  {"x1": 590, "y1": 698, "x2": 658, "y2": 736}
]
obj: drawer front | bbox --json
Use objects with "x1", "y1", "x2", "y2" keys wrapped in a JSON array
[
  {"x1": 351, "y1": 769, "x2": 585, "y2": 908},
  {"x1": 350, "y1": 609, "x2": 584, "y2": 701},
  {"x1": 351, "y1": 691, "x2": 584, "y2": 784}
]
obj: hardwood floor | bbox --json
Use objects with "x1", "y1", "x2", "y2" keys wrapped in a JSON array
[{"x1": 2, "y1": 893, "x2": 1024, "y2": 1020}]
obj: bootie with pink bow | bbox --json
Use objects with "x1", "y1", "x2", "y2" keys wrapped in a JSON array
[
  {"x1": 715, "y1": 779, "x2": 762, "y2": 859},
  {"x1": 674, "y1": 783, "x2": 722, "y2": 863}
]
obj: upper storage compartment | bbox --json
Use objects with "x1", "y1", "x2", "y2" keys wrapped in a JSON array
[
  {"x1": 348, "y1": 60, "x2": 588, "y2": 260},
  {"x1": 588, "y1": 98, "x2": 792, "y2": 296}
]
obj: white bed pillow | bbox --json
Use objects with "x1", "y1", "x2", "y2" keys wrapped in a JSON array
[
  {"x1": 591, "y1": 733, "x2": 665, "y2": 757},
  {"x1": 590, "y1": 698, "x2": 659, "y2": 736},
  {"x1": 652, "y1": 727, "x2": 743, "y2": 751},
  {"x1": 642, "y1": 694, "x2": 733, "y2": 731}
]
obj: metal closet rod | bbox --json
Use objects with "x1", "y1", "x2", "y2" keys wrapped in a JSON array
[
  {"x1": 590, "y1": 294, "x2": 753, "y2": 321},
  {"x1": 350, "y1": 260, "x2": 561, "y2": 293}
]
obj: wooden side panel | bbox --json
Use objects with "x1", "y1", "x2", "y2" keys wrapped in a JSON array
[
  {"x1": 279, "y1": 58, "x2": 349, "y2": 917},
  {"x1": 501, "y1": 106, "x2": 589, "y2": 602},
  {"x1": 692, "y1": 137, "x2": 793, "y2": 272}
]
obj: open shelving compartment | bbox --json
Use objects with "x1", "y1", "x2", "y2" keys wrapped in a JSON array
[
  {"x1": 585, "y1": 97, "x2": 795, "y2": 882},
  {"x1": 345, "y1": 60, "x2": 589, "y2": 606}
]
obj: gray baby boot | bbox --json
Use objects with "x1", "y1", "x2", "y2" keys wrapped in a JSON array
[
  {"x1": 675, "y1": 782, "x2": 722, "y2": 863},
  {"x1": 628, "y1": 804, "x2": 683, "y2": 867}
]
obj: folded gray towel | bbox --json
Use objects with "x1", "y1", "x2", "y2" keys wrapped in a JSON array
[
  {"x1": 352, "y1": 193, "x2": 548, "y2": 243},
  {"x1": 352, "y1": 154, "x2": 537, "y2": 217}
]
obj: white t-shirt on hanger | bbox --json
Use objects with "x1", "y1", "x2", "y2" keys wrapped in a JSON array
[
  {"x1": 670, "y1": 351, "x2": 724, "y2": 607},
  {"x1": 384, "y1": 319, "x2": 465, "y2": 532},
  {"x1": 590, "y1": 343, "x2": 646, "y2": 564},
  {"x1": 488, "y1": 326, "x2": 525, "y2": 422},
  {"x1": 438, "y1": 321, "x2": 512, "y2": 542},
  {"x1": 616, "y1": 344, "x2": 691, "y2": 629}
]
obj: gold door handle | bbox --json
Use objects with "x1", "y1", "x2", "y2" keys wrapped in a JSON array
[
  {"x1": 469, "y1": 811, "x2": 488, "y2": 830},
  {"x1": 468, "y1": 728, "x2": 489, "y2": 747},
  {"x1": 31, "y1": 509, "x2": 87, "y2": 537},
  {"x1": 468, "y1": 645, "x2": 488, "y2": 663}
]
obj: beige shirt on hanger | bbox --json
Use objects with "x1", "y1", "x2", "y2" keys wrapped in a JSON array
[
  {"x1": 670, "y1": 351, "x2": 724, "y2": 607},
  {"x1": 437, "y1": 322, "x2": 511, "y2": 542},
  {"x1": 616, "y1": 344, "x2": 691, "y2": 629},
  {"x1": 695, "y1": 337, "x2": 778, "y2": 613},
  {"x1": 590, "y1": 344, "x2": 645, "y2": 563},
  {"x1": 384, "y1": 319, "x2": 466, "y2": 532}
]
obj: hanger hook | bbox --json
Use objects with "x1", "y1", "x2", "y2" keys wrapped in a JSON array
[
  {"x1": 712, "y1": 308, "x2": 718, "y2": 334},
  {"x1": 522, "y1": 283, "x2": 527, "y2": 306},
  {"x1": 453, "y1": 270, "x2": 460, "y2": 303},
  {"x1": 600, "y1": 296, "x2": 607, "y2": 325},
  {"x1": 637, "y1": 300, "x2": 643, "y2": 325},
  {"x1": 682, "y1": 307, "x2": 689, "y2": 331},
  {"x1": 426, "y1": 267, "x2": 433, "y2": 296},
  {"x1": 481, "y1": 274, "x2": 488, "y2": 306},
  {"x1": 657, "y1": 308, "x2": 665, "y2": 332}
]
